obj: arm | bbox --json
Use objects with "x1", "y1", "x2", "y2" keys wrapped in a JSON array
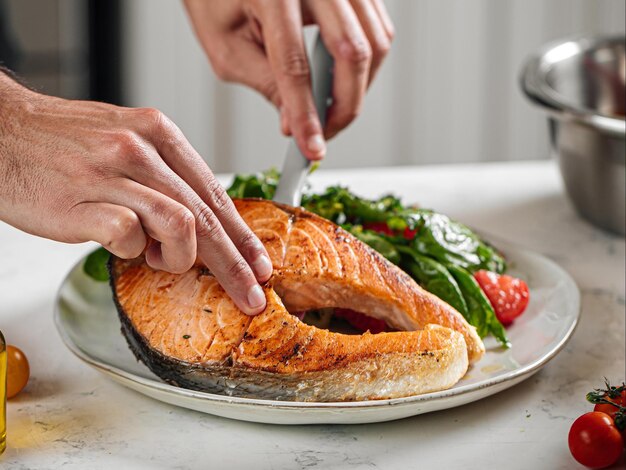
[{"x1": 0, "y1": 69, "x2": 271, "y2": 315}]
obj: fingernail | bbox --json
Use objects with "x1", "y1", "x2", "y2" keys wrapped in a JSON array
[
  {"x1": 247, "y1": 284, "x2": 266, "y2": 311},
  {"x1": 253, "y1": 255, "x2": 273, "y2": 280},
  {"x1": 307, "y1": 134, "x2": 326, "y2": 157}
]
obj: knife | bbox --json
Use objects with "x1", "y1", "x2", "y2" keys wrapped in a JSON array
[{"x1": 273, "y1": 33, "x2": 334, "y2": 207}]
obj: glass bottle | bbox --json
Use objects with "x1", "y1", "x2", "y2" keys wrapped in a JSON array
[{"x1": 0, "y1": 330, "x2": 6, "y2": 454}]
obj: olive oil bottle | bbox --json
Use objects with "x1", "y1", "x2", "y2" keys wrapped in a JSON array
[{"x1": 0, "y1": 330, "x2": 6, "y2": 454}]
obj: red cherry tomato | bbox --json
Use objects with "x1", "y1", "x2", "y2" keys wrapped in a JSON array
[
  {"x1": 594, "y1": 397, "x2": 623, "y2": 421},
  {"x1": 568, "y1": 412, "x2": 623, "y2": 468},
  {"x1": 474, "y1": 270, "x2": 530, "y2": 325},
  {"x1": 363, "y1": 222, "x2": 395, "y2": 236},
  {"x1": 594, "y1": 402, "x2": 620, "y2": 420},
  {"x1": 403, "y1": 227, "x2": 418, "y2": 239},
  {"x1": 363, "y1": 222, "x2": 417, "y2": 240},
  {"x1": 593, "y1": 390, "x2": 626, "y2": 436}
]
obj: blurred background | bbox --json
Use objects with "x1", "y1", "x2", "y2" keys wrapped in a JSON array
[{"x1": 1, "y1": 0, "x2": 624, "y2": 173}]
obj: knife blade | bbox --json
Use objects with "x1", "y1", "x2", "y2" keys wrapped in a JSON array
[{"x1": 273, "y1": 33, "x2": 334, "y2": 207}]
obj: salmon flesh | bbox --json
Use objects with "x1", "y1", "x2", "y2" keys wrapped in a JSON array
[{"x1": 109, "y1": 199, "x2": 485, "y2": 401}]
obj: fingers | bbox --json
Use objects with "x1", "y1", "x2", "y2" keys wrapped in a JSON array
[
  {"x1": 349, "y1": 0, "x2": 392, "y2": 86},
  {"x1": 213, "y1": 36, "x2": 283, "y2": 110},
  {"x1": 130, "y1": 108, "x2": 273, "y2": 284},
  {"x1": 105, "y1": 178, "x2": 266, "y2": 316},
  {"x1": 371, "y1": 0, "x2": 395, "y2": 40},
  {"x1": 307, "y1": 0, "x2": 372, "y2": 139},
  {"x1": 117, "y1": 112, "x2": 272, "y2": 315},
  {"x1": 104, "y1": 178, "x2": 198, "y2": 275},
  {"x1": 259, "y1": 0, "x2": 326, "y2": 160},
  {"x1": 186, "y1": 0, "x2": 393, "y2": 142},
  {"x1": 67, "y1": 202, "x2": 147, "y2": 259}
]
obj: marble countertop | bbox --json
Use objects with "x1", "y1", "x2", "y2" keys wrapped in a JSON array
[{"x1": 1, "y1": 161, "x2": 624, "y2": 470}]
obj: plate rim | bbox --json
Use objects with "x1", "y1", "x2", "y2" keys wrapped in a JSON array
[{"x1": 54, "y1": 240, "x2": 581, "y2": 411}]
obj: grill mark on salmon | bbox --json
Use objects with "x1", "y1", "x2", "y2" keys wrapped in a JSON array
[{"x1": 110, "y1": 199, "x2": 484, "y2": 401}]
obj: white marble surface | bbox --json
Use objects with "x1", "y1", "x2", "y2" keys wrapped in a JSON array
[{"x1": 0, "y1": 161, "x2": 624, "y2": 470}]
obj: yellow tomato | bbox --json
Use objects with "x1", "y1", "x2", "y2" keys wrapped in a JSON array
[{"x1": 6, "y1": 345, "x2": 29, "y2": 399}]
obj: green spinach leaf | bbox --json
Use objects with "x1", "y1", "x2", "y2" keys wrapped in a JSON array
[
  {"x1": 448, "y1": 265, "x2": 510, "y2": 347},
  {"x1": 397, "y1": 247, "x2": 469, "y2": 318}
]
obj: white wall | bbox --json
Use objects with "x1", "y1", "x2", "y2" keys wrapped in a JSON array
[{"x1": 122, "y1": 0, "x2": 626, "y2": 173}]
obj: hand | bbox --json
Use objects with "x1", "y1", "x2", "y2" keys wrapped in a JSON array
[
  {"x1": 184, "y1": 0, "x2": 394, "y2": 159},
  {"x1": 0, "y1": 74, "x2": 272, "y2": 315}
]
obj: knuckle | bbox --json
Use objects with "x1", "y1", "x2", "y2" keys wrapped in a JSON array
[
  {"x1": 238, "y1": 230, "x2": 265, "y2": 257},
  {"x1": 373, "y1": 37, "x2": 392, "y2": 57},
  {"x1": 339, "y1": 36, "x2": 372, "y2": 66},
  {"x1": 195, "y1": 205, "x2": 222, "y2": 240},
  {"x1": 206, "y1": 179, "x2": 232, "y2": 213},
  {"x1": 135, "y1": 106, "x2": 164, "y2": 124},
  {"x1": 136, "y1": 107, "x2": 174, "y2": 139},
  {"x1": 279, "y1": 50, "x2": 310, "y2": 81},
  {"x1": 114, "y1": 130, "x2": 143, "y2": 154},
  {"x1": 225, "y1": 257, "x2": 251, "y2": 280},
  {"x1": 112, "y1": 130, "x2": 148, "y2": 167},
  {"x1": 164, "y1": 206, "x2": 195, "y2": 238}
]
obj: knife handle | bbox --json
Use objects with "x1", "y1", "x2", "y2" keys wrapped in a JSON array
[
  {"x1": 310, "y1": 33, "x2": 334, "y2": 129},
  {"x1": 273, "y1": 33, "x2": 334, "y2": 207}
]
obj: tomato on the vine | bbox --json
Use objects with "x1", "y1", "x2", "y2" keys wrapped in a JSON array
[
  {"x1": 568, "y1": 412, "x2": 623, "y2": 468},
  {"x1": 593, "y1": 392, "x2": 625, "y2": 420}
]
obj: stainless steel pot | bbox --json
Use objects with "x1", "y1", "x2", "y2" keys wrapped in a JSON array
[{"x1": 521, "y1": 35, "x2": 625, "y2": 235}]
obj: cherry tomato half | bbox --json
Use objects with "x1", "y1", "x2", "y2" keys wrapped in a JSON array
[
  {"x1": 568, "y1": 412, "x2": 623, "y2": 468},
  {"x1": 6, "y1": 345, "x2": 30, "y2": 399},
  {"x1": 474, "y1": 270, "x2": 530, "y2": 325}
]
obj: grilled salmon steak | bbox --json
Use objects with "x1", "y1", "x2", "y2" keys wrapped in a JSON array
[{"x1": 110, "y1": 199, "x2": 485, "y2": 401}]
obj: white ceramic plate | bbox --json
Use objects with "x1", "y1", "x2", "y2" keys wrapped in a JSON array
[{"x1": 54, "y1": 241, "x2": 580, "y2": 425}]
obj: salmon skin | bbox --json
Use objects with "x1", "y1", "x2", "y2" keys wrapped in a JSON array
[{"x1": 109, "y1": 199, "x2": 484, "y2": 402}]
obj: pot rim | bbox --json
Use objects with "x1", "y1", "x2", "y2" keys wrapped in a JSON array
[{"x1": 520, "y1": 34, "x2": 626, "y2": 137}]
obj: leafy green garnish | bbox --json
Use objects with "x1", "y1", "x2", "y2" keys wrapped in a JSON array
[
  {"x1": 226, "y1": 168, "x2": 280, "y2": 200},
  {"x1": 448, "y1": 265, "x2": 510, "y2": 346},
  {"x1": 302, "y1": 186, "x2": 403, "y2": 225},
  {"x1": 348, "y1": 226, "x2": 400, "y2": 264},
  {"x1": 398, "y1": 247, "x2": 469, "y2": 318},
  {"x1": 84, "y1": 247, "x2": 111, "y2": 282},
  {"x1": 408, "y1": 210, "x2": 505, "y2": 273}
]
